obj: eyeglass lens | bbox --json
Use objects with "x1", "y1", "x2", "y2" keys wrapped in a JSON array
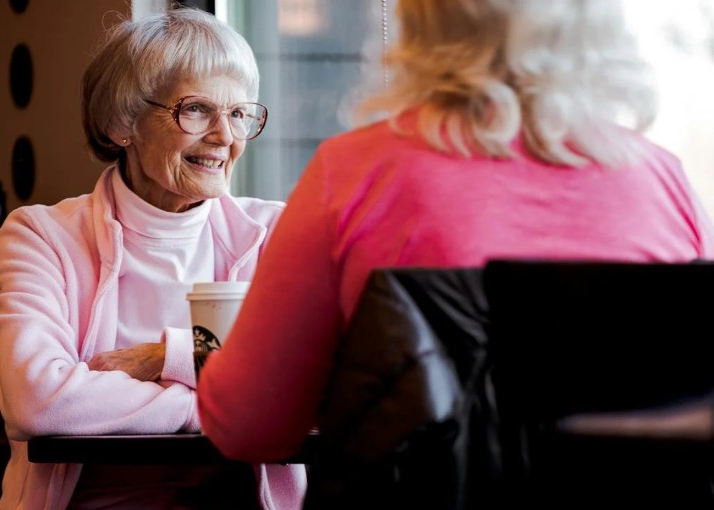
[{"x1": 178, "y1": 98, "x2": 266, "y2": 140}]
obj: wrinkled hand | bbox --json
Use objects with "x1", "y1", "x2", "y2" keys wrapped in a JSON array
[{"x1": 88, "y1": 342, "x2": 166, "y2": 382}]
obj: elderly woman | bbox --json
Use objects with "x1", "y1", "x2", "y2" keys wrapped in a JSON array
[
  {"x1": 197, "y1": 0, "x2": 714, "y2": 463},
  {"x1": 0, "y1": 8, "x2": 304, "y2": 510}
]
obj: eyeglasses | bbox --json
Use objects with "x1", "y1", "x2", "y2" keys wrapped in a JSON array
[{"x1": 145, "y1": 96, "x2": 268, "y2": 140}]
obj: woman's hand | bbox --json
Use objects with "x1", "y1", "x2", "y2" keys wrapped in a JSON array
[{"x1": 88, "y1": 343, "x2": 166, "y2": 382}]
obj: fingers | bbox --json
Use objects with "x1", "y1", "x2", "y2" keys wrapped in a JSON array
[{"x1": 86, "y1": 343, "x2": 165, "y2": 382}]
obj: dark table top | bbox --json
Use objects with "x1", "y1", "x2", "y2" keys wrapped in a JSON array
[{"x1": 27, "y1": 433, "x2": 317, "y2": 465}]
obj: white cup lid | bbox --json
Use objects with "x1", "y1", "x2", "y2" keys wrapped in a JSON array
[{"x1": 186, "y1": 281, "x2": 250, "y2": 300}]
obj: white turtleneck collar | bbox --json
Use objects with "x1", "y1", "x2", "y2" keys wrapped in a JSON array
[
  {"x1": 112, "y1": 168, "x2": 211, "y2": 241},
  {"x1": 110, "y1": 167, "x2": 215, "y2": 349}
]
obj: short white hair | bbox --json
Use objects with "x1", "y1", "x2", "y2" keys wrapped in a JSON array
[{"x1": 82, "y1": 7, "x2": 260, "y2": 162}]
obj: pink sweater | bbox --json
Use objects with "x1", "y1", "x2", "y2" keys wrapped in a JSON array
[
  {"x1": 0, "y1": 168, "x2": 305, "y2": 509},
  {"x1": 198, "y1": 117, "x2": 714, "y2": 463}
]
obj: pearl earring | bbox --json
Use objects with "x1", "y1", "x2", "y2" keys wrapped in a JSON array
[{"x1": 121, "y1": 138, "x2": 128, "y2": 145}]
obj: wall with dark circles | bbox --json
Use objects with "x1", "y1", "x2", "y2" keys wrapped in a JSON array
[{"x1": 1, "y1": 0, "x2": 131, "y2": 216}]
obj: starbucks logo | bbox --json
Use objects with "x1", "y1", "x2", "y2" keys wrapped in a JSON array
[{"x1": 193, "y1": 325, "x2": 222, "y2": 353}]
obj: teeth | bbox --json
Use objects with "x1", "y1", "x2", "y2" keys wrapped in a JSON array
[{"x1": 189, "y1": 157, "x2": 223, "y2": 169}]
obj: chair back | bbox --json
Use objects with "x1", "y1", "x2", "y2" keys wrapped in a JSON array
[
  {"x1": 306, "y1": 260, "x2": 714, "y2": 509},
  {"x1": 485, "y1": 259, "x2": 714, "y2": 507}
]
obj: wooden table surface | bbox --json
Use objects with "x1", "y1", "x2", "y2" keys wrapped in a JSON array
[{"x1": 28, "y1": 433, "x2": 317, "y2": 465}]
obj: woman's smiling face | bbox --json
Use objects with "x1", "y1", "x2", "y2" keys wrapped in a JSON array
[{"x1": 121, "y1": 74, "x2": 248, "y2": 212}]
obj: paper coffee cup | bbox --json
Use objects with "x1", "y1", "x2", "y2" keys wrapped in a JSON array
[{"x1": 187, "y1": 281, "x2": 250, "y2": 378}]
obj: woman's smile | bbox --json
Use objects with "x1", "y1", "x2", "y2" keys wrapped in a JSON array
[{"x1": 185, "y1": 155, "x2": 227, "y2": 175}]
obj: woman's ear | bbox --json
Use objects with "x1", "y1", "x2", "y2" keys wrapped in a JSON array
[{"x1": 109, "y1": 132, "x2": 131, "y2": 147}]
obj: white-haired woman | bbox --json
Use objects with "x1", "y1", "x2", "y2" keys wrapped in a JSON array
[
  {"x1": 0, "y1": 7, "x2": 304, "y2": 510},
  {"x1": 197, "y1": 0, "x2": 714, "y2": 466}
]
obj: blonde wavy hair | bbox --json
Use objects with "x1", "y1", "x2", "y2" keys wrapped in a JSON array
[{"x1": 354, "y1": 0, "x2": 658, "y2": 167}]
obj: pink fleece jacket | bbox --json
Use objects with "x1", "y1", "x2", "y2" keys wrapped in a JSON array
[
  {"x1": 198, "y1": 117, "x2": 714, "y2": 463},
  {"x1": 0, "y1": 167, "x2": 305, "y2": 509}
]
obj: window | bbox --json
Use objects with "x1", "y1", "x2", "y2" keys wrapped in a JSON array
[
  {"x1": 624, "y1": 0, "x2": 714, "y2": 219},
  {"x1": 218, "y1": 0, "x2": 388, "y2": 201}
]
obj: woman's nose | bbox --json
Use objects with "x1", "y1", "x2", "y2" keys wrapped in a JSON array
[{"x1": 208, "y1": 113, "x2": 234, "y2": 145}]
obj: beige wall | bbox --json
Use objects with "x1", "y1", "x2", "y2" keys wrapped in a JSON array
[{"x1": 0, "y1": 0, "x2": 131, "y2": 215}]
